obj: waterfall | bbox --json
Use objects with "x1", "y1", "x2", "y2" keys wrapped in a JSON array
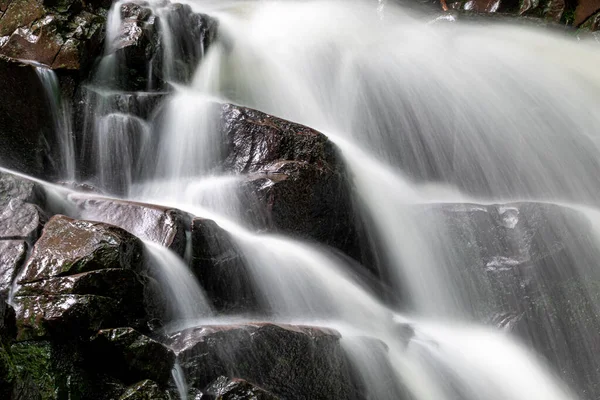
[
  {"x1": 143, "y1": 241, "x2": 213, "y2": 321},
  {"x1": 22, "y1": 0, "x2": 600, "y2": 398},
  {"x1": 35, "y1": 66, "x2": 75, "y2": 181}
]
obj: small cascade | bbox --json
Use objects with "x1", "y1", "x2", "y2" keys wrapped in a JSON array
[
  {"x1": 171, "y1": 361, "x2": 188, "y2": 400},
  {"x1": 35, "y1": 66, "x2": 75, "y2": 181},
  {"x1": 144, "y1": 241, "x2": 213, "y2": 322}
]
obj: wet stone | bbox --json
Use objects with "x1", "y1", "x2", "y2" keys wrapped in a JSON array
[
  {"x1": 91, "y1": 327, "x2": 175, "y2": 385},
  {"x1": 203, "y1": 376, "x2": 280, "y2": 400},
  {"x1": 18, "y1": 215, "x2": 143, "y2": 283},
  {"x1": 13, "y1": 294, "x2": 121, "y2": 341},
  {"x1": 72, "y1": 196, "x2": 187, "y2": 255}
]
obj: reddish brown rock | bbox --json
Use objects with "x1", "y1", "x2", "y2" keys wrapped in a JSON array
[
  {"x1": 170, "y1": 323, "x2": 358, "y2": 399},
  {"x1": 71, "y1": 195, "x2": 188, "y2": 255},
  {"x1": 575, "y1": 0, "x2": 600, "y2": 25},
  {"x1": 18, "y1": 215, "x2": 143, "y2": 283}
]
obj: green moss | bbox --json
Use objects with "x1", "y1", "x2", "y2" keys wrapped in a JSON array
[{"x1": 11, "y1": 341, "x2": 56, "y2": 400}]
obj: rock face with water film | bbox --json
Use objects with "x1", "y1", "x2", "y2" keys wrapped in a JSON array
[
  {"x1": 425, "y1": 202, "x2": 600, "y2": 397},
  {"x1": 170, "y1": 323, "x2": 359, "y2": 399},
  {"x1": 71, "y1": 195, "x2": 188, "y2": 255}
]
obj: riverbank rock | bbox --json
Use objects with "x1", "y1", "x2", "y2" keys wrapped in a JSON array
[{"x1": 170, "y1": 323, "x2": 358, "y2": 399}]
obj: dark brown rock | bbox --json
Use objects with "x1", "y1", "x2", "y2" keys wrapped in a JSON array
[
  {"x1": 91, "y1": 327, "x2": 175, "y2": 385},
  {"x1": 71, "y1": 195, "x2": 188, "y2": 255},
  {"x1": 170, "y1": 323, "x2": 357, "y2": 399},
  {"x1": 203, "y1": 376, "x2": 279, "y2": 400},
  {"x1": 0, "y1": 59, "x2": 57, "y2": 178},
  {"x1": 191, "y1": 217, "x2": 256, "y2": 313},
  {"x1": 575, "y1": 0, "x2": 600, "y2": 25},
  {"x1": 13, "y1": 294, "x2": 121, "y2": 340},
  {"x1": 221, "y1": 104, "x2": 368, "y2": 268},
  {"x1": 18, "y1": 215, "x2": 143, "y2": 283},
  {"x1": 0, "y1": 0, "x2": 106, "y2": 70},
  {"x1": 14, "y1": 268, "x2": 145, "y2": 299},
  {"x1": 0, "y1": 240, "x2": 26, "y2": 298}
]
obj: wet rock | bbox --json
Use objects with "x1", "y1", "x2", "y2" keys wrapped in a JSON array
[
  {"x1": 221, "y1": 104, "x2": 368, "y2": 268},
  {"x1": 153, "y1": 3, "x2": 218, "y2": 85},
  {"x1": 0, "y1": 296, "x2": 15, "y2": 343},
  {"x1": 120, "y1": 379, "x2": 169, "y2": 400},
  {"x1": 191, "y1": 218, "x2": 257, "y2": 313},
  {"x1": 107, "y1": 1, "x2": 219, "y2": 90},
  {"x1": 18, "y1": 215, "x2": 143, "y2": 283},
  {"x1": 91, "y1": 327, "x2": 175, "y2": 385},
  {"x1": 0, "y1": 199, "x2": 46, "y2": 239},
  {"x1": 108, "y1": 2, "x2": 159, "y2": 91},
  {"x1": 13, "y1": 294, "x2": 121, "y2": 340},
  {"x1": 0, "y1": 240, "x2": 27, "y2": 298},
  {"x1": 575, "y1": 0, "x2": 600, "y2": 25},
  {"x1": 578, "y1": 9, "x2": 600, "y2": 29},
  {"x1": 71, "y1": 195, "x2": 188, "y2": 255},
  {"x1": 203, "y1": 376, "x2": 279, "y2": 400},
  {"x1": 0, "y1": 59, "x2": 57, "y2": 178},
  {"x1": 0, "y1": 171, "x2": 45, "y2": 206},
  {"x1": 170, "y1": 323, "x2": 357, "y2": 399},
  {"x1": 0, "y1": 0, "x2": 106, "y2": 70},
  {"x1": 9, "y1": 340, "x2": 127, "y2": 400},
  {"x1": 15, "y1": 268, "x2": 145, "y2": 299},
  {"x1": 423, "y1": 202, "x2": 600, "y2": 399}
]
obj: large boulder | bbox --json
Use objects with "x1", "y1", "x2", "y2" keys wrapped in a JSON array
[
  {"x1": 17, "y1": 215, "x2": 143, "y2": 283},
  {"x1": 170, "y1": 323, "x2": 358, "y2": 399},
  {"x1": 220, "y1": 104, "x2": 370, "y2": 269},
  {"x1": 12, "y1": 215, "x2": 148, "y2": 340},
  {"x1": 71, "y1": 195, "x2": 188, "y2": 255},
  {"x1": 119, "y1": 379, "x2": 169, "y2": 400}
]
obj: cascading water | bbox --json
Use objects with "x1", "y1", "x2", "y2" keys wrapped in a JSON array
[
  {"x1": 28, "y1": 0, "x2": 600, "y2": 398},
  {"x1": 35, "y1": 66, "x2": 76, "y2": 181}
]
